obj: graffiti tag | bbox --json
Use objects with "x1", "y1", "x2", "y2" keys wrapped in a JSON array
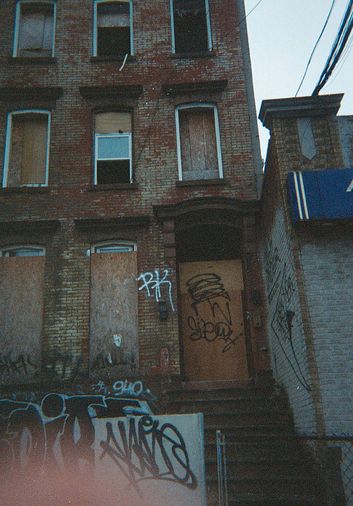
[{"x1": 138, "y1": 269, "x2": 175, "y2": 311}]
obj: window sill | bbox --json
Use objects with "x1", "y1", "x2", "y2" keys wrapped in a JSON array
[
  {"x1": 171, "y1": 51, "x2": 215, "y2": 59},
  {"x1": 89, "y1": 183, "x2": 138, "y2": 191},
  {"x1": 176, "y1": 178, "x2": 228, "y2": 188},
  {"x1": 91, "y1": 55, "x2": 136, "y2": 63},
  {"x1": 1, "y1": 186, "x2": 50, "y2": 194},
  {"x1": 8, "y1": 56, "x2": 57, "y2": 64}
]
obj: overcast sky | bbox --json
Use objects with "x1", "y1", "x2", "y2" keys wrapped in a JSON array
[{"x1": 244, "y1": 0, "x2": 353, "y2": 157}]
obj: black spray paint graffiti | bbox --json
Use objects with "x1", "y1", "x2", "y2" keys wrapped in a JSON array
[
  {"x1": 91, "y1": 349, "x2": 137, "y2": 372},
  {"x1": 186, "y1": 273, "x2": 242, "y2": 353},
  {"x1": 138, "y1": 269, "x2": 175, "y2": 311},
  {"x1": 0, "y1": 352, "x2": 38, "y2": 378},
  {"x1": 43, "y1": 350, "x2": 84, "y2": 381},
  {"x1": 0, "y1": 392, "x2": 152, "y2": 479},
  {"x1": 269, "y1": 261, "x2": 311, "y2": 392},
  {"x1": 100, "y1": 415, "x2": 197, "y2": 496}
]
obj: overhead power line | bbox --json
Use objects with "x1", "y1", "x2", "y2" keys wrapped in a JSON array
[
  {"x1": 295, "y1": 0, "x2": 336, "y2": 97},
  {"x1": 312, "y1": 0, "x2": 353, "y2": 95}
]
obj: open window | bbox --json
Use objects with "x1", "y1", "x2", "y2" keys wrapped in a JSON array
[
  {"x1": 3, "y1": 111, "x2": 50, "y2": 188},
  {"x1": 94, "y1": 112, "x2": 132, "y2": 184},
  {"x1": 171, "y1": 0, "x2": 211, "y2": 54},
  {"x1": 14, "y1": 1, "x2": 55, "y2": 57},
  {"x1": 176, "y1": 104, "x2": 223, "y2": 180},
  {"x1": 94, "y1": 0, "x2": 133, "y2": 57}
]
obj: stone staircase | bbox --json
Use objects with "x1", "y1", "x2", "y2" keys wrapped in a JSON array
[{"x1": 167, "y1": 383, "x2": 323, "y2": 506}]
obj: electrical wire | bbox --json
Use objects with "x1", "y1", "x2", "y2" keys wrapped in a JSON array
[
  {"x1": 237, "y1": 0, "x2": 265, "y2": 28},
  {"x1": 312, "y1": 0, "x2": 353, "y2": 95},
  {"x1": 295, "y1": 0, "x2": 336, "y2": 96}
]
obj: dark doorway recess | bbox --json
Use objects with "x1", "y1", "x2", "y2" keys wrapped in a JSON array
[{"x1": 176, "y1": 224, "x2": 241, "y2": 262}]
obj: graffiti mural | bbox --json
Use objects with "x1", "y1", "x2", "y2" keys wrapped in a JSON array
[
  {"x1": 264, "y1": 232, "x2": 311, "y2": 392},
  {"x1": 186, "y1": 272, "x2": 242, "y2": 353},
  {"x1": 138, "y1": 269, "x2": 175, "y2": 311},
  {"x1": 0, "y1": 387, "x2": 206, "y2": 506},
  {"x1": 0, "y1": 352, "x2": 38, "y2": 379}
]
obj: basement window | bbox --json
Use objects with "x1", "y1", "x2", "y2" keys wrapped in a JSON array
[
  {"x1": 176, "y1": 104, "x2": 223, "y2": 180},
  {"x1": 14, "y1": 1, "x2": 55, "y2": 57},
  {"x1": 171, "y1": 0, "x2": 212, "y2": 54},
  {"x1": 3, "y1": 111, "x2": 50, "y2": 188},
  {"x1": 94, "y1": 0, "x2": 133, "y2": 57},
  {"x1": 94, "y1": 112, "x2": 132, "y2": 184}
]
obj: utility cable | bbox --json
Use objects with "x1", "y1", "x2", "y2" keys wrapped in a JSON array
[
  {"x1": 313, "y1": 0, "x2": 353, "y2": 95},
  {"x1": 295, "y1": 0, "x2": 336, "y2": 96},
  {"x1": 237, "y1": 0, "x2": 265, "y2": 28}
]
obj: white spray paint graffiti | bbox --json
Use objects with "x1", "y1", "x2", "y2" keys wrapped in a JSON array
[{"x1": 137, "y1": 269, "x2": 175, "y2": 311}]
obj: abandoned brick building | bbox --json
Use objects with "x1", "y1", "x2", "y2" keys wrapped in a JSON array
[{"x1": 0, "y1": 1, "x2": 352, "y2": 505}]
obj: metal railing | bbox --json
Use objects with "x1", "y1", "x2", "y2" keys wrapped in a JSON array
[{"x1": 216, "y1": 430, "x2": 228, "y2": 506}]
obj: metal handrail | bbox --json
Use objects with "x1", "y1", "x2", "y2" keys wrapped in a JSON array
[{"x1": 216, "y1": 430, "x2": 228, "y2": 506}]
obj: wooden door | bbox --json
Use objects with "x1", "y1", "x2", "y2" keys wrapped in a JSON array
[{"x1": 179, "y1": 260, "x2": 248, "y2": 381}]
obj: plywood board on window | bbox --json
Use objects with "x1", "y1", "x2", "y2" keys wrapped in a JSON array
[
  {"x1": 179, "y1": 260, "x2": 248, "y2": 381},
  {"x1": 90, "y1": 252, "x2": 138, "y2": 379},
  {"x1": 0, "y1": 257, "x2": 44, "y2": 384}
]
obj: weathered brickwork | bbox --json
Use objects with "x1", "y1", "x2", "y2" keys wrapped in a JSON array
[{"x1": 0, "y1": 1, "x2": 264, "y2": 389}]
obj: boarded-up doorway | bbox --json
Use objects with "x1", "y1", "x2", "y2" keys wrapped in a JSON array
[
  {"x1": 179, "y1": 260, "x2": 248, "y2": 381},
  {"x1": 90, "y1": 250, "x2": 138, "y2": 379}
]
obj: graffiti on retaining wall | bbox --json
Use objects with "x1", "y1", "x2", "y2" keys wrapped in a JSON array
[
  {"x1": 0, "y1": 388, "x2": 205, "y2": 504},
  {"x1": 264, "y1": 237, "x2": 311, "y2": 391},
  {"x1": 0, "y1": 352, "x2": 38, "y2": 378},
  {"x1": 138, "y1": 269, "x2": 175, "y2": 311},
  {"x1": 0, "y1": 392, "x2": 153, "y2": 477},
  {"x1": 99, "y1": 415, "x2": 197, "y2": 495},
  {"x1": 91, "y1": 379, "x2": 157, "y2": 402},
  {"x1": 185, "y1": 273, "x2": 242, "y2": 353}
]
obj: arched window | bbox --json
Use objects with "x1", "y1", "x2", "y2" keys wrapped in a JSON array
[
  {"x1": 3, "y1": 110, "x2": 50, "y2": 188},
  {"x1": 13, "y1": 1, "x2": 56, "y2": 57},
  {"x1": 93, "y1": 0, "x2": 133, "y2": 57},
  {"x1": 175, "y1": 103, "x2": 223, "y2": 181},
  {"x1": 0, "y1": 245, "x2": 45, "y2": 257}
]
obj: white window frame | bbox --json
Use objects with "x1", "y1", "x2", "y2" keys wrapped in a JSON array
[
  {"x1": 93, "y1": 0, "x2": 134, "y2": 57},
  {"x1": 13, "y1": 0, "x2": 57, "y2": 58},
  {"x1": 2, "y1": 109, "x2": 51, "y2": 188},
  {"x1": 89, "y1": 241, "x2": 136, "y2": 255},
  {"x1": 170, "y1": 0, "x2": 212, "y2": 53},
  {"x1": 175, "y1": 103, "x2": 223, "y2": 181},
  {"x1": 0, "y1": 245, "x2": 45, "y2": 257},
  {"x1": 94, "y1": 131, "x2": 132, "y2": 184}
]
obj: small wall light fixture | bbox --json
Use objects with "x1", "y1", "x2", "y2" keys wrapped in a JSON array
[{"x1": 158, "y1": 300, "x2": 169, "y2": 321}]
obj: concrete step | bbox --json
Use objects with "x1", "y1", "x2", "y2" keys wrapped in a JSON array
[
  {"x1": 206, "y1": 475, "x2": 319, "y2": 497},
  {"x1": 167, "y1": 386, "x2": 284, "y2": 403},
  {"x1": 205, "y1": 458, "x2": 312, "y2": 480},
  {"x1": 204, "y1": 424, "x2": 295, "y2": 442},
  {"x1": 169, "y1": 397, "x2": 289, "y2": 414},
  {"x1": 204, "y1": 440, "x2": 302, "y2": 460},
  {"x1": 203, "y1": 411, "x2": 292, "y2": 426},
  {"x1": 207, "y1": 494, "x2": 319, "y2": 505}
]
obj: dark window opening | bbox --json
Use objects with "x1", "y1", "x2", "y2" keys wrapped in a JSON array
[
  {"x1": 97, "y1": 160, "x2": 130, "y2": 184},
  {"x1": 97, "y1": 2, "x2": 131, "y2": 57},
  {"x1": 173, "y1": 0, "x2": 209, "y2": 53},
  {"x1": 18, "y1": 3, "x2": 54, "y2": 57}
]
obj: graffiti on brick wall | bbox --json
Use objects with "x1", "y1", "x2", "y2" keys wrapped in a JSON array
[
  {"x1": 91, "y1": 349, "x2": 137, "y2": 372},
  {"x1": 43, "y1": 349, "x2": 84, "y2": 381},
  {"x1": 138, "y1": 269, "x2": 175, "y2": 311},
  {"x1": 185, "y1": 273, "x2": 242, "y2": 353},
  {"x1": 0, "y1": 352, "x2": 38, "y2": 379},
  {"x1": 91, "y1": 379, "x2": 157, "y2": 402},
  {"x1": 264, "y1": 241, "x2": 311, "y2": 391}
]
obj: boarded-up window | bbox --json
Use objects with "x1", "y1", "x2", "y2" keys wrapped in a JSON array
[
  {"x1": 96, "y1": 1, "x2": 131, "y2": 57},
  {"x1": 17, "y1": 3, "x2": 54, "y2": 57},
  {"x1": 0, "y1": 249, "x2": 45, "y2": 385},
  {"x1": 95, "y1": 112, "x2": 132, "y2": 184},
  {"x1": 6, "y1": 113, "x2": 49, "y2": 187},
  {"x1": 178, "y1": 106, "x2": 220, "y2": 180},
  {"x1": 89, "y1": 247, "x2": 138, "y2": 379},
  {"x1": 172, "y1": 0, "x2": 210, "y2": 53}
]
